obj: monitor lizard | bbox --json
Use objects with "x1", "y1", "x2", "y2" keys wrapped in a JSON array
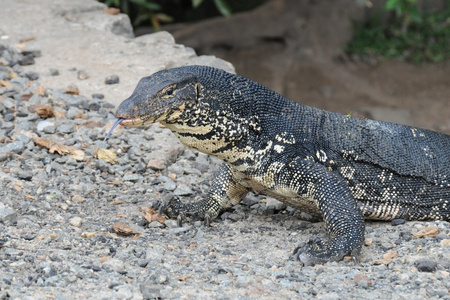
[{"x1": 112, "y1": 65, "x2": 450, "y2": 265}]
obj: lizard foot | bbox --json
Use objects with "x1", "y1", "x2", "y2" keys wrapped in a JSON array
[
  {"x1": 292, "y1": 237, "x2": 361, "y2": 266},
  {"x1": 151, "y1": 195, "x2": 212, "y2": 226}
]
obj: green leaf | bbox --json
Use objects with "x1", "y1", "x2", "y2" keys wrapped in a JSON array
[
  {"x1": 155, "y1": 13, "x2": 174, "y2": 23},
  {"x1": 133, "y1": 13, "x2": 150, "y2": 27},
  {"x1": 192, "y1": 0, "x2": 203, "y2": 8},
  {"x1": 384, "y1": 0, "x2": 398, "y2": 11},
  {"x1": 129, "y1": 0, "x2": 161, "y2": 11},
  {"x1": 213, "y1": 0, "x2": 232, "y2": 17}
]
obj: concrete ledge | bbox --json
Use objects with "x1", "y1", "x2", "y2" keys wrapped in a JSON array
[{"x1": 0, "y1": 0, "x2": 234, "y2": 107}]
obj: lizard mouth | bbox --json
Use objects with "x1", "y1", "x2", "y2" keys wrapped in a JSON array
[
  {"x1": 119, "y1": 117, "x2": 152, "y2": 127},
  {"x1": 103, "y1": 117, "x2": 155, "y2": 141}
]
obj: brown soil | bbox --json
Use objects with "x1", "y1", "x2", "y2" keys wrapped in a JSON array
[{"x1": 164, "y1": 0, "x2": 450, "y2": 134}]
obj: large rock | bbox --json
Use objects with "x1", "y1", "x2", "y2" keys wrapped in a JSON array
[{"x1": 0, "y1": 0, "x2": 234, "y2": 108}]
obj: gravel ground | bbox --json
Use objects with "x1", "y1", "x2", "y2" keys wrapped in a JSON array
[{"x1": 1, "y1": 43, "x2": 449, "y2": 300}]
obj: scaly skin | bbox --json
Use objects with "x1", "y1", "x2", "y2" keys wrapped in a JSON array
[{"x1": 114, "y1": 65, "x2": 450, "y2": 265}]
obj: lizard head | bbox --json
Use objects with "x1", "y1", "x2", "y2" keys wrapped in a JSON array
[
  {"x1": 115, "y1": 68, "x2": 200, "y2": 127},
  {"x1": 114, "y1": 66, "x2": 258, "y2": 157}
]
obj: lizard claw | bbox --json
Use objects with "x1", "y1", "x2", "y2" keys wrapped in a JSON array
[
  {"x1": 204, "y1": 213, "x2": 211, "y2": 227},
  {"x1": 292, "y1": 236, "x2": 361, "y2": 266},
  {"x1": 176, "y1": 215, "x2": 183, "y2": 227}
]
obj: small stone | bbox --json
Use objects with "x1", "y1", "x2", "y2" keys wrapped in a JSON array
[
  {"x1": 77, "y1": 70, "x2": 89, "y2": 80},
  {"x1": 147, "y1": 159, "x2": 165, "y2": 170},
  {"x1": 391, "y1": 219, "x2": 406, "y2": 226},
  {"x1": 17, "y1": 172, "x2": 33, "y2": 181},
  {"x1": 173, "y1": 184, "x2": 193, "y2": 196},
  {"x1": 163, "y1": 180, "x2": 176, "y2": 191},
  {"x1": 167, "y1": 163, "x2": 184, "y2": 175},
  {"x1": 37, "y1": 120, "x2": 55, "y2": 131},
  {"x1": 58, "y1": 123, "x2": 75, "y2": 134},
  {"x1": 138, "y1": 259, "x2": 149, "y2": 268},
  {"x1": 123, "y1": 174, "x2": 140, "y2": 182},
  {"x1": 0, "y1": 203, "x2": 17, "y2": 224},
  {"x1": 354, "y1": 274, "x2": 372, "y2": 288},
  {"x1": 43, "y1": 125, "x2": 56, "y2": 134},
  {"x1": 87, "y1": 101, "x2": 100, "y2": 111},
  {"x1": 164, "y1": 219, "x2": 179, "y2": 229},
  {"x1": 265, "y1": 198, "x2": 286, "y2": 211},
  {"x1": 440, "y1": 239, "x2": 450, "y2": 247},
  {"x1": 0, "y1": 141, "x2": 24, "y2": 154},
  {"x1": 17, "y1": 55, "x2": 35, "y2": 66},
  {"x1": 225, "y1": 213, "x2": 244, "y2": 222},
  {"x1": 105, "y1": 75, "x2": 119, "y2": 85},
  {"x1": 140, "y1": 284, "x2": 163, "y2": 300},
  {"x1": 4, "y1": 113, "x2": 15, "y2": 122},
  {"x1": 92, "y1": 93, "x2": 104, "y2": 99},
  {"x1": 25, "y1": 71, "x2": 39, "y2": 81},
  {"x1": 1, "y1": 122, "x2": 14, "y2": 129},
  {"x1": 69, "y1": 216, "x2": 83, "y2": 228},
  {"x1": 102, "y1": 258, "x2": 125, "y2": 272},
  {"x1": 65, "y1": 84, "x2": 79, "y2": 95},
  {"x1": 66, "y1": 107, "x2": 84, "y2": 119},
  {"x1": 49, "y1": 68, "x2": 59, "y2": 76},
  {"x1": 22, "y1": 50, "x2": 41, "y2": 58},
  {"x1": 168, "y1": 226, "x2": 192, "y2": 234},
  {"x1": 0, "y1": 152, "x2": 12, "y2": 162},
  {"x1": 22, "y1": 234, "x2": 36, "y2": 241},
  {"x1": 416, "y1": 260, "x2": 437, "y2": 272}
]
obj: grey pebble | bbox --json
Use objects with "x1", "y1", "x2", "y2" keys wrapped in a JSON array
[
  {"x1": 123, "y1": 174, "x2": 140, "y2": 182},
  {"x1": 92, "y1": 93, "x2": 104, "y2": 99},
  {"x1": 391, "y1": 219, "x2": 406, "y2": 226},
  {"x1": 105, "y1": 74, "x2": 119, "y2": 85},
  {"x1": 66, "y1": 107, "x2": 84, "y2": 119},
  {"x1": 415, "y1": 260, "x2": 437, "y2": 272},
  {"x1": 173, "y1": 183, "x2": 193, "y2": 196},
  {"x1": 102, "y1": 258, "x2": 125, "y2": 272},
  {"x1": 266, "y1": 198, "x2": 287, "y2": 211},
  {"x1": 25, "y1": 71, "x2": 39, "y2": 81},
  {"x1": 0, "y1": 141, "x2": 24, "y2": 154},
  {"x1": 0, "y1": 203, "x2": 17, "y2": 224},
  {"x1": 49, "y1": 68, "x2": 59, "y2": 76},
  {"x1": 17, "y1": 172, "x2": 33, "y2": 181},
  {"x1": 58, "y1": 123, "x2": 75, "y2": 134},
  {"x1": 77, "y1": 70, "x2": 89, "y2": 80},
  {"x1": 18, "y1": 55, "x2": 35, "y2": 66},
  {"x1": 137, "y1": 259, "x2": 149, "y2": 268},
  {"x1": 37, "y1": 120, "x2": 55, "y2": 131},
  {"x1": 168, "y1": 226, "x2": 192, "y2": 234},
  {"x1": 164, "y1": 219, "x2": 179, "y2": 228},
  {"x1": 140, "y1": 284, "x2": 163, "y2": 300}
]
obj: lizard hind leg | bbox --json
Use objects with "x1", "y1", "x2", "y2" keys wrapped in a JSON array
[{"x1": 284, "y1": 158, "x2": 365, "y2": 265}]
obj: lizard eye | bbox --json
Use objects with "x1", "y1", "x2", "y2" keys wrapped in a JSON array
[{"x1": 166, "y1": 88, "x2": 174, "y2": 96}]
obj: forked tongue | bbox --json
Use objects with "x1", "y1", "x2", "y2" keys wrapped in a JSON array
[{"x1": 104, "y1": 118, "x2": 124, "y2": 141}]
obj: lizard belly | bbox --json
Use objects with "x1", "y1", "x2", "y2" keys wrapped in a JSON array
[{"x1": 233, "y1": 171, "x2": 321, "y2": 215}]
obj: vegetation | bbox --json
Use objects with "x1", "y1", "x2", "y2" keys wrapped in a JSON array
[
  {"x1": 99, "y1": 0, "x2": 265, "y2": 29},
  {"x1": 347, "y1": 0, "x2": 450, "y2": 63},
  {"x1": 99, "y1": 0, "x2": 449, "y2": 63}
]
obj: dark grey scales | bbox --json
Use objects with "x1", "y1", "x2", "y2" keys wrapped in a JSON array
[{"x1": 113, "y1": 65, "x2": 450, "y2": 265}]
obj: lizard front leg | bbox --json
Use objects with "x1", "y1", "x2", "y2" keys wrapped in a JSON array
[
  {"x1": 158, "y1": 163, "x2": 249, "y2": 225},
  {"x1": 281, "y1": 158, "x2": 365, "y2": 265}
]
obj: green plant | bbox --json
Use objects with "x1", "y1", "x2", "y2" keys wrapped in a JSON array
[
  {"x1": 99, "y1": 0, "x2": 234, "y2": 30},
  {"x1": 129, "y1": 0, "x2": 173, "y2": 28},
  {"x1": 384, "y1": 0, "x2": 420, "y2": 34},
  {"x1": 193, "y1": 0, "x2": 232, "y2": 17},
  {"x1": 347, "y1": 1, "x2": 450, "y2": 63}
]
